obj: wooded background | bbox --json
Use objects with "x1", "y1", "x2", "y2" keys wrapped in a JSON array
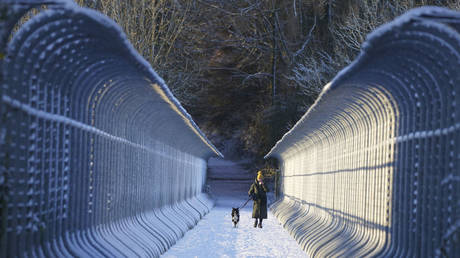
[{"x1": 76, "y1": 0, "x2": 460, "y2": 164}]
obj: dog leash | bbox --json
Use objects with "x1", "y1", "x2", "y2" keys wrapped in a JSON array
[{"x1": 239, "y1": 197, "x2": 252, "y2": 209}]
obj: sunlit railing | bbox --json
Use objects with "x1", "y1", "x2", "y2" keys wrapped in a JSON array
[
  {"x1": 266, "y1": 7, "x2": 460, "y2": 257},
  {"x1": 0, "y1": 1, "x2": 222, "y2": 257}
]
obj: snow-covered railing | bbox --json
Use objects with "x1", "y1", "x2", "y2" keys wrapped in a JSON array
[
  {"x1": 266, "y1": 7, "x2": 460, "y2": 257},
  {"x1": 0, "y1": 1, "x2": 222, "y2": 257}
]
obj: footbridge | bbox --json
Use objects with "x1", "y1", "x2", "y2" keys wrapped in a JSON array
[{"x1": 1, "y1": 1, "x2": 459, "y2": 257}]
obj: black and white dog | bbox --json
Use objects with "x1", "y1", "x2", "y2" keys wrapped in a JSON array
[{"x1": 231, "y1": 208, "x2": 240, "y2": 228}]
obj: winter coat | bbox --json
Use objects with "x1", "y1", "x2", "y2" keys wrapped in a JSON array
[{"x1": 248, "y1": 179, "x2": 269, "y2": 219}]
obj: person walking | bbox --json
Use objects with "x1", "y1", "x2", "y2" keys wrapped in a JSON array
[{"x1": 248, "y1": 171, "x2": 268, "y2": 228}]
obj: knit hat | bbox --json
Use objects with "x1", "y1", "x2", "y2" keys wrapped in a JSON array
[{"x1": 257, "y1": 171, "x2": 264, "y2": 181}]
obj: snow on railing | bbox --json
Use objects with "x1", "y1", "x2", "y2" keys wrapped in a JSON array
[
  {"x1": 266, "y1": 7, "x2": 460, "y2": 258},
  {"x1": 0, "y1": 1, "x2": 222, "y2": 257}
]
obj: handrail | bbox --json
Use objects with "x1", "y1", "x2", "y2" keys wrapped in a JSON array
[
  {"x1": 0, "y1": 1, "x2": 221, "y2": 257},
  {"x1": 266, "y1": 7, "x2": 460, "y2": 257}
]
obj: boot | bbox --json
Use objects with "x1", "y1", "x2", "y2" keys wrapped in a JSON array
[
  {"x1": 258, "y1": 219, "x2": 263, "y2": 228},
  {"x1": 254, "y1": 219, "x2": 258, "y2": 228}
]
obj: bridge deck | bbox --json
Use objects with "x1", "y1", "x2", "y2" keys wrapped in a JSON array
[{"x1": 162, "y1": 158, "x2": 307, "y2": 257}]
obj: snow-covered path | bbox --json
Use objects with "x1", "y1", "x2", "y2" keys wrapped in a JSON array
[{"x1": 162, "y1": 158, "x2": 307, "y2": 258}]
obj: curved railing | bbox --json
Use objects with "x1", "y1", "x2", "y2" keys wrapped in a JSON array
[
  {"x1": 266, "y1": 7, "x2": 460, "y2": 257},
  {"x1": 0, "y1": 1, "x2": 222, "y2": 257}
]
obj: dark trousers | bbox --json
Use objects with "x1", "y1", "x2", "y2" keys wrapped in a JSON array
[{"x1": 254, "y1": 218, "x2": 263, "y2": 226}]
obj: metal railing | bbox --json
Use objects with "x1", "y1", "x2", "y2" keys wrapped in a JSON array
[
  {"x1": 0, "y1": 1, "x2": 222, "y2": 257},
  {"x1": 266, "y1": 7, "x2": 460, "y2": 257}
]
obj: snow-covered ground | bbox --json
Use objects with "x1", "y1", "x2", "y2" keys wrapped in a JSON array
[{"x1": 162, "y1": 158, "x2": 307, "y2": 258}]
